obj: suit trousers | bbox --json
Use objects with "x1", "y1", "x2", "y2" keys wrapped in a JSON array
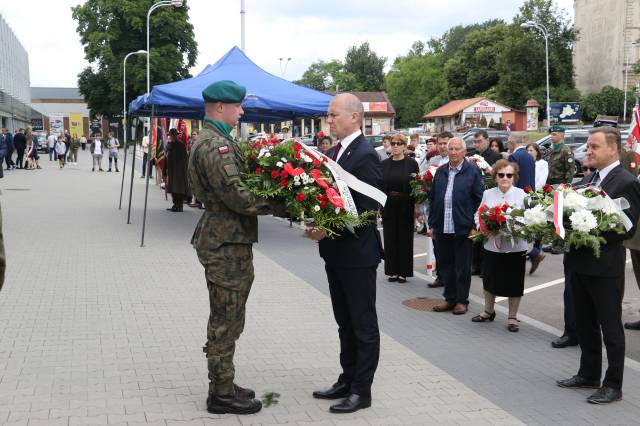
[
  {"x1": 433, "y1": 233, "x2": 472, "y2": 305},
  {"x1": 629, "y1": 249, "x2": 640, "y2": 294},
  {"x1": 572, "y1": 271, "x2": 625, "y2": 389},
  {"x1": 325, "y1": 265, "x2": 380, "y2": 398},
  {"x1": 562, "y1": 263, "x2": 576, "y2": 337}
]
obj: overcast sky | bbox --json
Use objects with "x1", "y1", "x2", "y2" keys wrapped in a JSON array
[{"x1": 2, "y1": 0, "x2": 574, "y2": 88}]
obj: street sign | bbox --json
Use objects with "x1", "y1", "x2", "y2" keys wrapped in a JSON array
[
  {"x1": 30, "y1": 118, "x2": 43, "y2": 131},
  {"x1": 550, "y1": 102, "x2": 581, "y2": 123}
]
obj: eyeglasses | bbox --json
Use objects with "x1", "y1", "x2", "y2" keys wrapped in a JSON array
[
  {"x1": 497, "y1": 173, "x2": 514, "y2": 179},
  {"x1": 390, "y1": 142, "x2": 406, "y2": 146}
]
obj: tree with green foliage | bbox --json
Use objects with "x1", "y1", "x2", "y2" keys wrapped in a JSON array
[
  {"x1": 72, "y1": 0, "x2": 197, "y2": 118},
  {"x1": 580, "y1": 86, "x2": 636, "y2": 122},
  {"x1": 386, "y1": 53, "x2": 447, "y2": 128},
  {"x1": 294, "y1": 60, "x2": 358, "y2": 92},
  {"x1": 343, "y1": 42, "x2": 387, "y2": 91}
]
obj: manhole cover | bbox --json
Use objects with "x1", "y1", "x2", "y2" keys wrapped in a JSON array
[
  {"x1": 402, "y1": 297, "x2": 442, "y2": 311},
  {"x1": 4, "y1": 188, "x2": 30, "y2": 191}
]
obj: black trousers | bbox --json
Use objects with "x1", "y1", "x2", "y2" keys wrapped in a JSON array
[
  {"x1": 563, "y1": 263, "x2": 576, "y2": 337},
  {"x1": 172, "y1": 193, "x2": 184, "y2": 209},
  {"x1": 433, "y1": 233, "x2": 472, "y2": 305},
  {"x1": 5, "y1": 148, "x2": 13, "y2": 168},
  {"x1": 572, "y1": 270, "x2": 625, "y2": 389},
  {"x1": 142, "y1": 153, "x2": 153, "y2": 177},
  {"x1": 16, "y1": 148, "x2": 24, "y2": 168},
  {"x1": 325, "y1": 264, "x2": 380, "y2": 398}
]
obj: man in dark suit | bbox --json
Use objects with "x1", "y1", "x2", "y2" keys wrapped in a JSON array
[
  {"x1": 306, "y1": 93, "x2": 383, "y2": 414},
  {"x1": 428, "y1": 137, "x2": 484, "y2": 314},
  {"x1": 507, "y1": 133, "x2": 535, "y2": 190},
  {"x1": 558, "y1": 126, "x2": 640, "y2": 404}
]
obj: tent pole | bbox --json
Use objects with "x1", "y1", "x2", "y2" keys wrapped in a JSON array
[
  {"x1": 141, "y1": 107, "x2": 154, "y2": 247},
  {"x1": 126, "y1": 123, "x2": 137, "y2": 224},
  {"x1": 118, "y1": 114, "x2": 128, "y2": 210}
]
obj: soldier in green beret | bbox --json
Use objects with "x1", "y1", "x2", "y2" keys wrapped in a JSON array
[
  {"x1": 546, "y1": 125, "x2": 576, "y2": 185},
  {"x1": 189, "y1": 80, "x2": 272, "y2": 415}
]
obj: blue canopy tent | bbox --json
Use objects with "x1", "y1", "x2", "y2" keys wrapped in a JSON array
[
  {"x1": 128, "y1": 47, "x2": 333, "y2": 247},
  {"x1": 128, "y1": 46, "x2": 333, "y2": 122}
]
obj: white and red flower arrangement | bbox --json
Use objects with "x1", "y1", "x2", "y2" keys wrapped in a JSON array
[
  {"x1": 240, "y1": 138, "x2": 373, "y2": 237},
  {"x1": 409, "y1": 166, "x2": 436, "y2": 204}
]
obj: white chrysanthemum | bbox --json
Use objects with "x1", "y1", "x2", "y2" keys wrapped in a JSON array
[
  {"x1": 264, "y1": 152, "x2": 271, "y2": 158},
  {"x1": 524, "y1": 205, "x2": 547, "y2": 226},
  {"x1": 335, "y1": 207, "x2": 341, "y2": 214},
  {"x1": 281, "y1": 157, "x2": 288, "y2": 162},
  {"x1": 314, "y1": 205, "x2": 321, "y2": 212},
  {"x1": 570, "y1": 210, "x2": 598, "y2": 233},
  {"x1": 294, "y1": 181, "x2": 301, "y2": 186},
  {"x1": 276, "y1": 161, "x2": 284, "y2": 168},
  {"x1": 563, "y1": 192, "x2": 587, "y2": 211}
]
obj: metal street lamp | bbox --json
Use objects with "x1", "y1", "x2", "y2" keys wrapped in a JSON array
[
  {"x1": 146, "y1": 0, "x2": 184, "y2": 94},
  {"x1": 522, "y1": 21, "x2": 551, "y2": 129},
  {"x1": 119, "y1": 49, "x2": 147, "y2": 212}
]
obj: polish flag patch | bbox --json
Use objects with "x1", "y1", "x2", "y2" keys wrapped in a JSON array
[{"x1": 218, "y1": 146, "x2": 230, "y2": 154}]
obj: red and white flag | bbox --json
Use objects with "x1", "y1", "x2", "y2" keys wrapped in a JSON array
[{"x1": 628, "y1": 105, "x2": 640, "y2": 155}]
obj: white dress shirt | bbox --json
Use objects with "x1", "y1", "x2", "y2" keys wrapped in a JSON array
[
  {"x1": 535, "y1": 160, "x2": 549, "y2": 190},
  {"x1": 477, "y1": 186, "x2": 530, "y2": 253},
  {"x1": 335, "y1": 129, "x2": 361, "y2": 162},
  {"x1": 594, "y1": 160, "x2": 620, "y2": 186}
]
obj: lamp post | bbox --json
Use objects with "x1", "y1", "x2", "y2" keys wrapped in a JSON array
[
  {"x1": 119, "y1": 49, "x2": 147, "y2": 211},
  {"x1": 522, "y1": 21, "x2": 551, "y2": 129},
  {"x1": 147, "y1": 0, "x2": 184, "y2": 94}
]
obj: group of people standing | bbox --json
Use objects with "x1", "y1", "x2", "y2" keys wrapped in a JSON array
[
  {"x1": 0, "y1": 127, "x2": 42, "y2": 176},
  {"x1": 377, "y1": 124, "x2": 640, "y2": 404}
]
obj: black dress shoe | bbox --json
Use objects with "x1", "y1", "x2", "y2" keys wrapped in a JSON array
[
  {"x1": 313, "y1": 382, "x2": 350, "y2": 400},
  {"x1": 587, "y1": 387, "x2": 622, "y2": 404},
  {"x1": 557, "y1": 375, "x2": 600, "y2": 389},
  {"x1": 624, "y1": 320, "x2": 640, "y2": 330},
  {"x1": 206, "y1": 393, "x2": 262, "y2": 414},
  {"x1": 551, "y1": 335, "x2": 578, "y2": 348},
  {"x1": 329, "y1": 394, "x2": 371, "y2": 413},
  {"x1": 387, "y1": 276, "x2": 398, "y2": 282}
]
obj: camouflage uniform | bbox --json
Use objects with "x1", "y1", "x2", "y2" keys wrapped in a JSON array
[
  {"x1": 546, "y1": 142, "x2": 575, "y2": 184},
  {"x1": 188, "y1": 119, "x2": 271, "y2": 397}
]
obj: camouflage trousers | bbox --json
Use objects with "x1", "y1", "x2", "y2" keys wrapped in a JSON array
[{"x1": 197, "y1": 243, "x2": 254, "y2": 396}]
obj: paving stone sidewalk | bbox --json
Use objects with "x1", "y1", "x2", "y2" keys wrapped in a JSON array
[{"x1": 0, "y1": 151, "x2": 524, "y2": 425}]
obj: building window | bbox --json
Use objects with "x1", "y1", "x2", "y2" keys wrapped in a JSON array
[{"x1": 364, "y1": 118, "x2": 372, "y2": 135}]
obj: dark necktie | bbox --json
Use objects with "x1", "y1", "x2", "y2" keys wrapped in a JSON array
[
  {"x1": 590, "y1": 171, "x2": 600, "y2": 186},
  {"x1": 332, "y1": 142, "x2": 342, "y2": 161}
]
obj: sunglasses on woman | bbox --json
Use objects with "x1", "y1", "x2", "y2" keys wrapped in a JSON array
[
  {"x1": 497, "y1": 173, "x2": 514, "y2": 179},
  {"x1": 390, "y1": 142, "x2": 405, "y2": 146}
]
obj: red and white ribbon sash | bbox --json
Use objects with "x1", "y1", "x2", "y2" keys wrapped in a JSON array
[{"x1": 553, "y1": 190, "x2": 565, "y2": 239}]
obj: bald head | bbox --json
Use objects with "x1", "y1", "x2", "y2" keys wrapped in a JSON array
[{"x1": 327, "y1": 93, "x2": 363, "y2": 140}]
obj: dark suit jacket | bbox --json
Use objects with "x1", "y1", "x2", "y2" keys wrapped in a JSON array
[
  {"x1": 508, "y1": 147, "x2": 535, "y2": 190},
  {"x1": 565, "y1": 164, "x2": 640, "y2": 277},
  {"x1": 479, "y1": 147, "x2": 501, "y2": 166},
  {"x1": 319, "y1": 134, "x2": 384, "y2": 268},
  {"x1": 428, "y1": 159, "x2": 484, "y2": 236}
]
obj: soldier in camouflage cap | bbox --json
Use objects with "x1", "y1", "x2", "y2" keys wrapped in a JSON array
[
  {"x1": 189, "y1": 80, "x2": 271, "y2": 415},
  {"x1": 546, "y1": 125, "x2": 576, "y2": 185}
]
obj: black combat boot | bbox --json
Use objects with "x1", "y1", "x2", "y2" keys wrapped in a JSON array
[{"x1": 206, "y1": 393, "x2": 262, "y2": 414}]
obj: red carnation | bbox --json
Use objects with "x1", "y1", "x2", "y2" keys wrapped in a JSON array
[
  {"x1": 270, "y1": 170, "x2": 279, "y2": 179},
  {"x1": 278, "y1": 180, "x2": 288, "y2": 188},
  {"x1": 313, "y1": 159, "x2": 321, "y2": 168},
  {"x1": 320, "y1": 200, "x2": 327, "y2": 209},
  {"x1": 599, "y1": 190, "x2": 607, "y2": 197},
  {"x1": 295, "y1": 192, "x2": 305, "y2": 202},
  {"x1": 524, "y1": 185, "x2": 532, "y2": 193},
  {"x1": 415, "y1": 174, "x2": 422, "y2": 181},
  {"x1": 543, "y1": 184, "x2": 553, "y2": 193},
  {"x1": 294, "y1": 152, "x2": 301, "y2": 159},
  {"x1": 424, "y1": 170, "x2": 433, "y2": 181},
  {"x1": 500, "y1": 203, "x2": 509, "y2": 212},
  {"x1": 496, "y1": 215, "x2": 506, "y2": 224},
  {"x1": 280, "y1": 169, "x2": 289, "y2": 179},
  {"x1": 326, "y1": 187, "x2": 344, "y2": 209},
  {"x1": 255, "y1": 167, "x2": 262, "y2": 175}
]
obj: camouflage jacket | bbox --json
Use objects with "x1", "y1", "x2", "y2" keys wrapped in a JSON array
[
  {"x1": 188, "y1": 121, "x2": 271, "y2": 251},
  {"x1": 546, "y1": 143, "x2": 575, "y2": 184}
]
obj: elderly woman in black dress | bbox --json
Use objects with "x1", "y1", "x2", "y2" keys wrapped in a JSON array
[{"x1": 382, "y1": 134, "x2": 419, "y2": 283}]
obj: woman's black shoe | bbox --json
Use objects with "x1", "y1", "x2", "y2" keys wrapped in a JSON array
[
  {"x1": 397, "y1": 277, "x2": 407, "y2": 283},
  {"x1": 387, "y1": 276, "x2": 398, "y2": 282},
  {"x1": 471, "y1": 311, "x2": 496, "y2": 322}
]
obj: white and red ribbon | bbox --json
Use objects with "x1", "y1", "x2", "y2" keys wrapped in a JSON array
[{"x1": 553, "y1": 190, "x2": 565, "y2": 239}]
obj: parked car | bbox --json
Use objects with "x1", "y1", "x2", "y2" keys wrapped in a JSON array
[
  {"x1": 365, "y1": 135, "x2": 384, "y2": 148},
  {"x1": 298, "y1": 134, "x2": 315, "y2": 146},
  {"x1": 572, "y1": 130, "x2": 630, "y2": 177},
  {"x1": 535, "y1": 129, "x2": 591, "y2": 154}
]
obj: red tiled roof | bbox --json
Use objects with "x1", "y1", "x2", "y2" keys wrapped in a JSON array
[{"x1": 424, "y1": 97, "x2": 485, "y2": 119}]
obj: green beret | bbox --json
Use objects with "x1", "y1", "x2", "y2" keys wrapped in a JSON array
[
  {"x1": 550, "y1": 124, "x2": 566, "y2": 133},
  {"x1": 202, "y1": 80, "x2": 246, "y2": 103}
]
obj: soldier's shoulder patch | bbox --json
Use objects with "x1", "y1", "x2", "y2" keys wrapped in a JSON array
[
  {"x1": 218, "y1": 145, "x2": 230, "y2": 154},
  {"x1": 223, "y1": 163, "x2": 239, "y2": 177}
]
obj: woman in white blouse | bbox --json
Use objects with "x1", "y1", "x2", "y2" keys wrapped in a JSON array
[
  {"x1": 526, "y1": 143, "x2": 548, "y2": 190},
  {"x1": 471, "y1": 160, "x2": 528, "y2": 332}
]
